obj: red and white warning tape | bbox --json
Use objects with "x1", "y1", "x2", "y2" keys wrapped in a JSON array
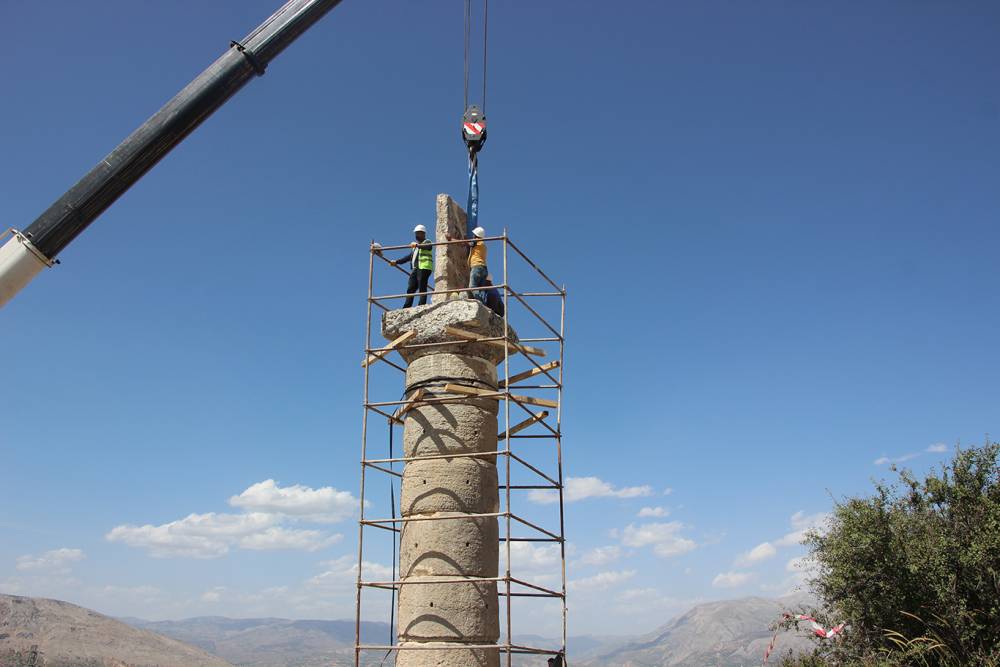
[
  {"x1": 798, "y1": 615, "x2": 846, "y2": 639},
  {"x1": 762, "y1": 614, "x2": 846, "y2": 665}
]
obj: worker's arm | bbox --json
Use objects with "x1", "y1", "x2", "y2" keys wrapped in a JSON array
[
  {"x1": 391, "y1": 251, "x2": 413, "y2": 265},
  {"x1": 445, "y1": 234, "x2": 475, "y2": 248}
]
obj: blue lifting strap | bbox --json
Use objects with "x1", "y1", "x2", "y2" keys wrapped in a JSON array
[{"x1": 466, "y1": 153, "x2": 479, "y2": 237}]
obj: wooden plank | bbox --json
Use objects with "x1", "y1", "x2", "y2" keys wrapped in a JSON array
[
  {"x1": 391, "y1": 388, "x2": 426, "y2": 422},
  {"x1": 508, "y1": 393, "x2": 559, "y2": 409},
  {"x1": 500, "y1": 361, "x2": 561, "y2": 387},
  {"x1": 497, "y1": 411, "x2": 549, "y2": 440},
  {"x1": 362, "y1": 330, "x2": 415, "y2": 368},
  {"x1": 444, "y1": 326, "x2": 546, "y2": 357}
]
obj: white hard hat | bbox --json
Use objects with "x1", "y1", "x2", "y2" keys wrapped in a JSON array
[
  {"x1": 413, "y1": 224, "x2": 427, "y2": 233},
  {"x1": 472, "y1": 227, "x2": 485, "y2": 238},
  {"x1": 372, "y1": 242, "x2": 383, "y2": 250}
]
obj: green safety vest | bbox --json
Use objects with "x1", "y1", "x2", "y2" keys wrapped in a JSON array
[{"x1": 417, "y1": 244, "x2": 433, "y2": 270}]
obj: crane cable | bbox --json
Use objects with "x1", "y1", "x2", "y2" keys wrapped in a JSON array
[
  {"x1": 483, "y1": 0, "x2": 488, "y2": 114},
  {"x1": 462, "y1": 0, "x2": 489, "y2": 236},
  {"x1": 463, "y1": 0, "x2": 488, "y2": 114},
  {"x1": 464, "y1": 0, "x2": 469, "y2": 111}
]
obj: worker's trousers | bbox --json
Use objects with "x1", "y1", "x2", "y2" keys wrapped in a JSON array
[
  {"x1": 403, "y1": 268, "x2": 432, "y2": 308},
  {"x1": 469, "y1": 265, "x2": 488, "y2": 304}
]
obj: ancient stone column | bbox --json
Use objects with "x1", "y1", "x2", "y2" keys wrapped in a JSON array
[
  {"x1": 380, "y1": 196, "x2": 510, "y2": 667},
  {"x1": 432, "y1": 193, "x2": 470, "y2": 304}
]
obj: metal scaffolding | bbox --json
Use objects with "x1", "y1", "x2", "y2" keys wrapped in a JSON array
[{"x1": 354, "y1": 232, "x2": 568, "y2": 666}]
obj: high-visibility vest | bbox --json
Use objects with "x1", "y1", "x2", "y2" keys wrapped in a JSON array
[{"x1": 416, "y1": 244, "x2": 433, "y2": 270}]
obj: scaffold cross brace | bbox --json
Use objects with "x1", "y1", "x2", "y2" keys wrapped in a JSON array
[
  {"x1": 500, "y1": 360, "x2": 561, "y2": 387},
  {"x1": 391, "y1": 388, "x2": 426, "y2": 423},
  {"x1": 497, "y1": 411, "x2": 550, "y2": 440},
  {"x1": 362, "y1": 330, "x2": 415, "y2": 368},
  {"x1": 444, "y1": 325, "x2": 546, "y2": 357}
]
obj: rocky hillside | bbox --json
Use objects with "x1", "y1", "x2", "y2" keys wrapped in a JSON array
[
  {"x1": 125, "y1": 616, "x2": 391, "y2": 667},
  {"x1": 579, "y1": 595, "x2": 817, "y2": 667},
  {"x1": 0, "y1": 594, "x2": 232, "y2": 667}
]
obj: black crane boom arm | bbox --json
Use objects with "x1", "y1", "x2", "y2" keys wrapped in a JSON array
[{"x1": 22, "y1": 0, "x2": 344, "y2": 261}]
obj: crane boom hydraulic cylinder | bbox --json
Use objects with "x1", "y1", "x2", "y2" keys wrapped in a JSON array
[{"x1": 0, "y1": 0, "x2": 344, "y2": 308}]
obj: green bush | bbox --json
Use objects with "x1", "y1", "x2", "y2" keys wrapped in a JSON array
[{"x1": 794, "y1": 442, "x2": 1000, "y2": 666}]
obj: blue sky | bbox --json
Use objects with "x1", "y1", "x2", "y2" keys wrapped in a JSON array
[{"x1": 2, "y1": 0, "x2": 998, "y2": 638}]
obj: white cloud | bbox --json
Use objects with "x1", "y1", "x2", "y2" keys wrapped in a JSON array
[
  {"x1": 106, "y1": 512, "x2": 280, "y2": 558},
  {"x1": 528, "y1": 476, "x2": 653, "y2": 504},
  {"x1": 774, "y1": 531, "x2": 807, "y2": 548},
  {"x1": 108, "y1": 480, "x2": 352, "y2": 559},
  {"x1": 758, "y1": 556, "x2": 819, "y2": 596},
  {"x1": 107, "y1": 511, "x2": 339, "y2": 558},
  {"x1": 774, "y1": 511, "x2": 830, "y2": 548},
  {"x1": 712, "y1": 571, "x2": 753, "y2": 588},
  {"x1": 578, "y1": 545, "x2": 622, "y2": 567},
  {"x1": 790, "y1": 511, "x2": 827, "y2": 531},
  {"x1": 201, "y1": 587, "x2": 225, "y2": 603},
  {"x1": 132, "y1": 557, "x2": 394, "y2": 620},
  {"x1": 663, "y1": 487, "x2": 674, "y2": 496},
  {"x1": 568, "y1": 569, "x2": 635, "y2": 592},
  {"x1": 877, "y1": 443, "x2": 949, "y2": 463},
  {"x1": 16, "y1": 548, "x2": 85, "y2": 574},
  {"x1": 622, "y1": 522, "x2": 696, "y2": 557},
  {"x1": 500, "y1": 542, "x2": 562, "y2": 572},
  {"x1": 229, "y1": 479, "x2": 358, "y2": 523},
  {"x1": 238, "y1": 527, "x2": 342, "y2": 552},
  {"x1": 310, "y1": 555, "x2": 394, "y2": 587},
  {"x1": 874, "y1": 452, "x2": 919, "y2": 466},
  {"x1": 637, "y1": 506, "x2": 669, "y2": 518},
  {"x1": 735, "y1": 541, "x2": 777, "y2": 567}
]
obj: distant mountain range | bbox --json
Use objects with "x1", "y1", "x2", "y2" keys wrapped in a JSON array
[
  {"x1": 1, "y1": 592, "x2": 819, "y2": 666},
  {"x1": 578, "y1": 595, "x2": 817, "y2": 667},
  {"x1": 0, "y1": 594, "x2": 230, "y2": 667},
  {"x1": 123, "y1": 616, "x2": 388, "y2": 667}
]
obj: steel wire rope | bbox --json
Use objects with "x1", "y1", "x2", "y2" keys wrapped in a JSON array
[
  {"x1": 463, "y1": 0, "x2": 488, "y2": 113},
  {"x1": 464, "y1": 0, "x2": 471, "y2": 111},
  {"x1": 482, "y1": 0, "x2": 488, "y2": 114},
  {"x1": 405, "y1": 374, "x2": 497, "y2": 394}
]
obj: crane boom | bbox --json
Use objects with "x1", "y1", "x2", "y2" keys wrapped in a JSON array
[{"x1": 0, "y1": 0, "x2": 344, "y2": 308}]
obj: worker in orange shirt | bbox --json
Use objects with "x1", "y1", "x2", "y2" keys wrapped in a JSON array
[{"x1": 448, "y1": 226, "x2": 488, "y2": 304}]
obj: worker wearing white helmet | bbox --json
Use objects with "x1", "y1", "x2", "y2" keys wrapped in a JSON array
[
  {"x1": 447, "y1": 225, "x2": 489, "y2": 305},
  {"x1": 389, "y1": 223, "x2": 434, "y2": 308}
]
